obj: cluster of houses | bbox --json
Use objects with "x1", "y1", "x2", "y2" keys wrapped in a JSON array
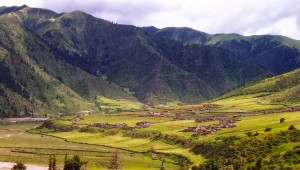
[
  {"x1": 182, "y1": 125, "x2": 220, "y2": 135},
  {"x1": 202, "y1": 104, "x2": 220, "y2": 108},
  {"x1": 90, "y1": 122, "x2": 129, "y2": 129},
  {"x1": 148, "y1": 111, "x2": 170, "y2": 116},
  {"x1": 289, "y1": 107, "x2": 300, "y2": 112},
  {"x1": 182, "y1": 116, "x2": 238, "y2": 135},
  {"x1": 258, "y1": 107, "x2": 300, "y2": 115},
  {"x1": 136, "y1": 121, "x2": 152, "y2": 128},
  {"x1": 198, "y1": 104, "x2": 220, "y2": 111},
  {"x1": 196, "y1": 116, "x2": 226, "y2": 123},
  {"x1": 90, "y1": 121, "x2": 153, "y2": 129}
]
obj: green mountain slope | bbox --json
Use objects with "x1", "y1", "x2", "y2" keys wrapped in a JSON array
[
  {"x1": 0, "y1": 6, "x2": 270, "y2": 116},
  {"x1": 0, "y1": 9, "x2": 139, "y2": 117},
  {"x1": 146, "y1": 27, "x2": 300, "y2": 74},
  {"x1": 221, "y1": 68, "x2": 300, "y2": 104}
]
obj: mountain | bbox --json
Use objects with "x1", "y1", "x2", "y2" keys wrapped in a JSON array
[
  {"x1": 145, "y1": 27, "x2": 300, "y2": 74},
  {"x1": 0, "y1": 6, "x2": 269, "y2": 116},
  {"x1": 221, "y1": 68, "x2": 300, "y2": 104}
]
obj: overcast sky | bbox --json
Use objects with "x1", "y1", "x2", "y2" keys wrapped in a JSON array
[{"x1": 1, "y1": 0, "x2": 300, "y2": 39}]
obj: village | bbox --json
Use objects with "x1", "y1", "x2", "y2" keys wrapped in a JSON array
[
  {"x1": 182, "y1": 116, "x2": 238, "y2": 135},
  {"x1": 90, "y1": 121, "x2": 153, "y2": 129}
]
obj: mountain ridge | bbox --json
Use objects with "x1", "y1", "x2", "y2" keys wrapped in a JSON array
[
  {"x1": 144, "y1": 26, "x2": 300, "y2": 74},
  {"x1": 0, "y1": 6, "x2": 274, "y2": 116}
]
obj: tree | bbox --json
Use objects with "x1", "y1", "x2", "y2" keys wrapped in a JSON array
[
  {"x1": 64, "y1": 153, "x2": 68, "y2": 170},
  {"x1": 12, "y1": 162, "x2": 26, "y2": 170},
  {"x1": 109, "y1": 149, "x2": 121, "y2": 170},
  {"x1": 264, "y1": 127, "x2": 272, "y2": 132},
  {"x1": 288, "y1": 125, "x2": 296, "y2": 130},
  {"x1": 52, "y1": 155, "x2": 57, "y2": 170},
  {"x1": 65, "y1": 153, "x2": 68, "y2": 160},
  {"x1": 49, "y1": 154, "x2": 57, "y2": 170},
  {"x1": 64, "y1": 155, "x2": 86, "y2": 170},
  {"x1": 49, "y1": 155, "x2": 53, "y2": 170},
  {"x1": 280, "y1": 118, "x2": 285, "y2": 123},
  {"x1": 160, "y1": 159, "x2": 166, "y2": 170}
]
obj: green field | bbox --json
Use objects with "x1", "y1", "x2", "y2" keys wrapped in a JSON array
[
  {"x1": 95, "y1": 96, "x2": 144, "y2": 112},
  {"x1": 1, "y1": 93, "x2": 300, "y2": 169},
  {"x1": 77, "y1": 113, "x2": 174, "y2": 126},
  {"x1": 41, "y1": 94, "x2": 300, "y2": 168},
  {"x1": 0, "y1": 123, "x2": 179, "y2": 170}
]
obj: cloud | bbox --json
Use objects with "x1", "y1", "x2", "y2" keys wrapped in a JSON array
[{"x1": 0, "y1": 0, "x2": 300, "y2": 39}]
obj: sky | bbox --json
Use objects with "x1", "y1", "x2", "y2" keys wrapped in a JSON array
[{"x1": 1, "y1": 0, "x2": 300, "y2": 39}]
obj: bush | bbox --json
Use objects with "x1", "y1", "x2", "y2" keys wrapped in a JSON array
[
  {"x1": 246, "y1": 131, "x2": 252, "y2": 137},
  {"x1": 79, "y1": 126, "x2": 104, "y2": 133},
  {"x1": 254, "y1": 131, "x2": 260, "y2": 136},
  {"x1": 12, "y1": 162, "x2": 26, "y2": 170},
  {"x1": 39, "y1": 120, "x2": 74, "y2": 132},
  {"x1": 265, "y1": 127, "x2": 272, "y2": 132},
  {"x1": 288, "y1": 125, "x2": 296, "y2": 130},
  {"x1": 64, "y1": 155, "x2": 86, "y2": 170},
  {"x1": 280, "y1": 118, "x2": 285, "y2": 123}
]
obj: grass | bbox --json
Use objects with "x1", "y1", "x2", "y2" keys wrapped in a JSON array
[
  {"x1": 143, "y1": 120, "x2": 219, "y2": 138},
  {"x1": 2, "y1": 90, "x2": 300, "y2": 169},
  {"x1": 51, "y1": 130, "x2": 205, "y2": 167},
  {"x1": 272, "y1": 142, "x2": 300, "y2": 155},
  {"x1": 76, "y1": 113, "x2": 174, "y2": 126},
  {"x1": 221, "y1": 68, "x2": 300, "y2": 104},
  {"x1": 0, "y1": 123, "x2": 179, "y2": 169},
  {"x1": 51, "y1": 131, "x2": 178, "y2": 152},
  {"x1": 157, "y1": 148, "x2": 205, "y2": 166},
  {"x1": 48, "y1": 93, "x2": 300, "y2": 167},
  {"x1": 96, "y1": 96, "x2": 143, "y2": 111},
  {"x1": 211, "y1": 93, "x2": 286, "y2": 112}
]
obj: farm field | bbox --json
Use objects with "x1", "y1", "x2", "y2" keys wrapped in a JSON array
[
  {"x1": 0, "y1": 123, "x2": 179, "y2": 170},
  {"x1": 41, "y1": 94, "x2": 300, "y2": 168},
  {"x1": 95, "y1": 96, "x2": 144, "y2": 112},
  {"x1": 1, "y1": 93, "x2": 299, "y2": 169}
]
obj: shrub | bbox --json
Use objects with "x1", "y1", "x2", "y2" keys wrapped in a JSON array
[
  {"x1": 12, "y1": 162, "x2": 26, "y2": 170},
  {"x1": 246, "y1": 131, "x2": 252, "y2": 137},
  {"x1": 79, "y1": 126, "x2": 104, "y2": 133},
  {"x1": 64, "y1": 155, "x2": 86, "y2": 170},
  {"x1": 39, "y1": 120, "x2": 74, "y2": 132},
  {"x1": 280, "y1": 118, "x2": 285, "y2": 123},
  {"x1": 288, "y1": 125, "x2": 296, "y2": 130},
  {"x1": 265, "y1": 127, "x2": 272, "y2": 132},
  {"x1": 254, "y1": 131, "x2": 260, "y2": 136}
]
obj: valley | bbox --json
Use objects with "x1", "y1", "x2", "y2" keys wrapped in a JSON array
[
  {"x1": 1, "y1": 89, "x2": 299, "y2": 169},
  {"x1": 0, "y1": 4, "x2": 299, "y2": 170}
]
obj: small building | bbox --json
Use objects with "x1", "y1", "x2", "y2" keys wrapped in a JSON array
[{"x1": 136, "y1": 121, "x2": 152, "y2": 128}]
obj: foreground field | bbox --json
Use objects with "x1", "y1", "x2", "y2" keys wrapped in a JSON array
[{"x1": 0, "y1": 124, "x2": 179, "y2": 170}]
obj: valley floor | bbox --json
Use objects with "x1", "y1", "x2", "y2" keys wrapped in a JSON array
[{"x1": 0, "y1": 93, "x2": 300, "y2": 169}]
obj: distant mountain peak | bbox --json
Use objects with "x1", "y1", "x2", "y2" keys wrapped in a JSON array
[
  {"x1": 21, "y1": 4, "x2": 28, "y2": 8},
  {"x1": 15, "y1": 4, "x2": 28, "y2": 11}
]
